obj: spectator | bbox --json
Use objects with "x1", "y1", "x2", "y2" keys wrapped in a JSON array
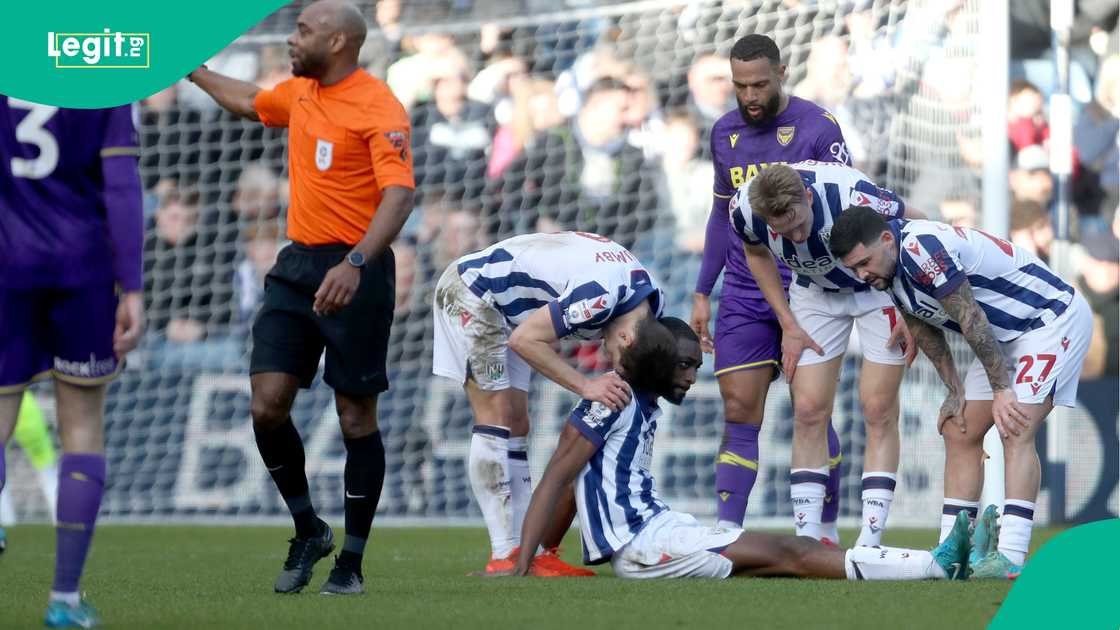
[
  {"x1": 622, "y1": 66, "x2": 666, "y2": 160},
  {"x1": 658, "y1": 111, "x2": 711, "y2": 254},
  {"x1": 255, "y1": 45, "x2": 293, "y2": 90},
  {"x1": 484, "y1": 77, "x2": 661, "y2": 248},
  {"x1": 1010, "y1": 144, "x2": 1054, "y2": 209},
  {"x1": 686, "y1": 53, "x2": 733, "y2": 153},
  {"x1": 938, "y1": 196, "x2": 979, "y2": 229},
  {"x1": 233, "y1": 220, "x2": 283, "y2": 334},
  {"x1": 1007, "y1": 80, "x2": 1049, "y2": 153},
  {"x1": 486, "y1": 78, "x2": 564, "y2": 180},
  {"x1": 142, "y1": 180, "x2": 239, "y2": 371},
  {"x1": 410, "y1": 57, "x2": 492, "y2": 200},
  {"x1": 1078, "y1": 230, "x2": 1120, "y2": 379},
  {"x1": 1073, "y1": 55, "x2": 1120, "y2": 218},
  {"x1": 794, "y1": 35, "x2": 868, "y2": 168},
  {"x1": 1009, "y1": 198, "x2": 1054, "y2": 260},
  {"x1": 387, "y1": 32, "x2": 462, "y2": 110},
  {"x1": 360, "y1": 0, "x2": 404, "y2": 80}
]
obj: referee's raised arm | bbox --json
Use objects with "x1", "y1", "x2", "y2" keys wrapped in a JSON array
[{"x1": 186, "y1": 66, "x2": 261, "y2": 121}]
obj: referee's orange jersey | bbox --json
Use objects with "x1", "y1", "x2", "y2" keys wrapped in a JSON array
[{"x1": 254, "y1": 69, "x2": 414, "y2": 246}]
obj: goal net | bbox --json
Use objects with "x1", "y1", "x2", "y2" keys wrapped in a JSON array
[{"x1": 3, "y1": 0, "x2": 1113, "y2": 529}]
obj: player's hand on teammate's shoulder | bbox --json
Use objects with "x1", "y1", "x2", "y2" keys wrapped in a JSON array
[
  {"x1": 582, "y1": 372, "x2": 632, "y2": 412},
  {"x1": 991, "y1": 389, "x2": 1030, "y2": 439},
  {"x1": 690, "y1": 293, "x2": 715, "y2": 354},
  {"x1": 313, "y1": 261, "x2": 362, "y2": 316},
  {"x1": 112, "y1": 291, "x2": 145, "y2": 359}
]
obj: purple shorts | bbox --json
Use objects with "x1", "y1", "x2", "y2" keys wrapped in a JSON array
[
  {"x1": 0, "y1": 284, "x2": 121, "y2": 392},
  {"x1": 712, "y1": 296, "x2": 782, "y2": 378}
]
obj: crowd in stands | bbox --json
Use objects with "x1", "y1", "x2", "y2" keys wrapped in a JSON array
[{"x1": 135, "y1": 0, "x2": 1119, "y2": 381}]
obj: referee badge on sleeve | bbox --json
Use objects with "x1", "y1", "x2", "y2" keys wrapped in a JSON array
[{"x1": 315, "y1": 139, "x2": 333, "y2": 171}]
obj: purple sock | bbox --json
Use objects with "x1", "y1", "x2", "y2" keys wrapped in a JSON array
[
  {"x1": 53, "y1": 453, "x2": 106, "y2": 594},
  {"x1": 821, "y1": 421, "x2": 842, "y2": 524},
  {"x1": 715, "y1": 423, "x2": 760, "y2": 526}
]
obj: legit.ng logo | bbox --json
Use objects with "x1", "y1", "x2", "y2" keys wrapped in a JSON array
[{"x1": 47, "y1": 29, "x2": 150, "y2": 69}]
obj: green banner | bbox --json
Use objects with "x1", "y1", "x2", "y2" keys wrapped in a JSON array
[
  {"x1": 989, "y1": 519, "x2": 1120, "y2": 629},
  {"x1": 1, "y1": 1, "x2": 289, "y2": 108}
]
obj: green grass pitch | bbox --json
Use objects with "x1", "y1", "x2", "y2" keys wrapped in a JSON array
[{"x1": 0, "y1": 524, "x2": 1061, "y2": 629}]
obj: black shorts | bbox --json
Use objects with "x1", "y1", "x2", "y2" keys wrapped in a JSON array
[{"x1": 250, "y1": 242, "x2": 395, "y2": 396}]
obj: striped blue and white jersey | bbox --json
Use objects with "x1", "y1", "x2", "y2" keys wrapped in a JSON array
[
  {"x1": 569, "y1": 388, "x2": 667, "y2": 564},
  {"x1": 730, "y1": 160, "x2": 905, "y2": 291},
  {"x1": 890, "y1": 220, "x2": 1075, "y2": 341},
  {"x1": 455, "y1": 232, "x2": 663, "y2": 340}
]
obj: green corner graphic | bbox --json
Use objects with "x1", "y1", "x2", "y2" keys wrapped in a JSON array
[
  {"x1": 989, "y1": 519, "x2": 1120, "y2": 629},
  {"x1": 1, "y1": 1, "x2": 289, "y2": 107}
]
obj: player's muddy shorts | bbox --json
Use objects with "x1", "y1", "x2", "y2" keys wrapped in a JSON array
[
  {"x1": 432, "y1": 264, "x2": 531, "y2": 392},
  {"x1": 250, "y1": 242, "x2": 395, "y2": 396}
]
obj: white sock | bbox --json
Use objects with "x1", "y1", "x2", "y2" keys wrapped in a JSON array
[
  {"x1": 939, "y1": 498, "x2": 979, "y2": 543},
  {"x1": 790, "y1": 467, "x2": 828, "y2": 539},
  {"x1": 469, "y1": 426, "x2": 516, "y2": 559},
  {"x1": 50, "y1": 590, "x2": 81, "y2": 606},
  {"x1": 507, "y1": 436, "x2": 532, "y2": 547},
  {"x1": 998, "y1": 500, "x2": 1035, "y2": 566},
  {"x1": 821, "y1": 521, "x2": 840, "y2": 544},
  {"x1": 38, "y1": 464, "x2": 59, "y2": 525},
  {"x1": 0, "y1": 488, "x2": 15, "y2": 526},
  {"x1": 856, "y1": 472, "x2": 896, "y2": 547},
  {"x1": 844, "y1": 546, "x2": 946, "y2": 580}
]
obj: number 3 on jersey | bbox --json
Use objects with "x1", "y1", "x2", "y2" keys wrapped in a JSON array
[{"x1": 9, "y1": 98, "x2": 60, "y2": 179}]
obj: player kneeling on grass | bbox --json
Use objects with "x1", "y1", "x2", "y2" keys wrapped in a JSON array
[
  {"x1": 830, "y1": 206, "x2": 1093, "y2": 579},
  {"x1": 511, "y1": 317, "x2": 970, "y2": 581}
]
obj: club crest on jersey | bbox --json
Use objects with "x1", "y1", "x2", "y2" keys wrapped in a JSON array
[
  {"x1": 905, "y1": 240, "x2": 921, "y2": 256},
  {"x1": 729, "y1": 133, "x2": 739, "y2": 148},
  {"x1": 315, "y1": 139, "x2": 333, "y2": 171},
  {"x1": 1061, "y1": 337, "x2": 1070, "y2": 351},
  {"x1": 818, "y1": 227, "x2": 831, "y2": 248},
  {"x1": 776, "y1": 126, "x2": 795, "y2": 146}
]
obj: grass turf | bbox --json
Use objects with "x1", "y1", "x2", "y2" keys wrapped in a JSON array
[{"x1": 0, "y1": 524, "x2": 1059, "y2": 629}]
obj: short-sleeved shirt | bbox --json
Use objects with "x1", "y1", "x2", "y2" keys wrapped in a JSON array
[
  {"x1": 254, "y1": 69, "x2": 414, "y2": 246},
  {"x1": 569, "y1": 388, "x2": 667, "y2": 564},
  {"x1": 890, "y1": 219, "x2": 1075, "y2": 341},
  {"x1": 730, "y1": 160, "x2": 904, "y2": 291},
  {"x1": 0, "y1": 99, "x2": 140, "y2": 289},
  {"x1": 708, "y1": 97, "x2": 850, "y2": 297},
  {"x1": 454, "y1": 232, "x2": 664, "y2": 341}
]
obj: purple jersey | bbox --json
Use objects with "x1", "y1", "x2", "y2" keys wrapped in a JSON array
[
  {"x1": 0, "y1": 98, "x2": 143, "y2": 290},
  {"x1": 696, "y1": 96, "x2": 851, "y2": 299}
]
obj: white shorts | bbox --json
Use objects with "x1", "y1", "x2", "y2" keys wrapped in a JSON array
[
  {"x1": 788, "y1": 281, "x2": 906, "y2": 367},
  {"x1": 431, "y1": 265, "x2": 531, "y2": 392},
  {"x1": 611, "y1": 511, "x2": 742, "y2": 579},
  {"x1": 964, "y1": 292, "x2": 1093, "y2": 407}
]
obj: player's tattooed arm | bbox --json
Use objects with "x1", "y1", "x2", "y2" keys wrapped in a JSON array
[
  {"x1": 904, "y1": 311, "x2": 965, "y2": 433},
  {"x1": 937, "y1": 280, "x2": 1010, "y2": 393}
]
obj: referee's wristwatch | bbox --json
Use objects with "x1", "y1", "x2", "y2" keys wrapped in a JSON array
[{"x1": 346, "y1": 251, "x2": 366, "y2": 269}]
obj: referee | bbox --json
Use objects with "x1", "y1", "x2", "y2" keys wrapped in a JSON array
[{"x1": 189, "y1": 0, "x2": 414, "y2": 595}]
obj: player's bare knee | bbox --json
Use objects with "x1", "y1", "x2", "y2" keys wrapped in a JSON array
[
  {"x1": 724, "y1": 393, "x2": 763, "y2": 425},
  {"x1": 336, "y1": 396, "x2": 377, "y2": 439},
  {"x1": 859, "y1": 395, "x2": 898, "y2": 431},
  {"x1": 943, "y1": 425, "x2": 984, "y2": 450},
  {"x1": 250, "y1": 391, "x2": 290, "y2": 429},
  {"x1": 999, "y1": 428, "x2": 1038, "y2": 453},
  {"x1": 792, "y1": 398, "x2": 829, "y2": 430}
]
